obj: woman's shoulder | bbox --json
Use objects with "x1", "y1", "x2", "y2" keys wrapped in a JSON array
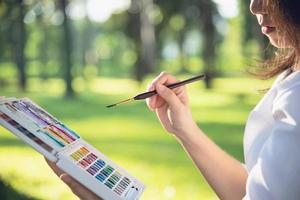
[
  {"x1": 275, "y1": 69, "x2": 300, "y2": 97},
  {"x1": 270, "y1": 71, "x2": 300, "y2": 119}
]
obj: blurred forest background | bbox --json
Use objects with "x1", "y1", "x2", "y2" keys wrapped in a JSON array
[{"x1": 0, "y1": 0, "x2": 274, "y2": 200}]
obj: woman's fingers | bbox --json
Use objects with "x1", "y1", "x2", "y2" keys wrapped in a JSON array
[
  {"x1": 150, "y1": 72, "x2": 178, "y2": 88},
  {"x1": 45, "y1": 159, "x2": 102, "y2": 200},
  {"x1": 45, "y1": 158, "x2": 65, "y2": 177},
  {"x1": 146, "y1": 84, "x2": 156, "y2": 111},
  {"x1": 155, "y1": 84, "x2": 182, "y2": 109},
  {"x1": 46, "y1": 158, "x2": 101, "y2": 200},
  {"x1": 147, "y1": 72, "x2": 186, "y2": 110},
  {"x1": 156, "y1": 104, "x2": 174, "y2": 133},
  {"x1": 147, "y1": 72, "x2": 178, "y2": 93},
  {"x1": 60, "y1": 174, "x2": 101, "y2": 200}
]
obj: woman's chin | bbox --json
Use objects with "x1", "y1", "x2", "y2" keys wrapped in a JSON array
[{"x1": 267, "y1": 33, "x2": 290, "y2": 48}]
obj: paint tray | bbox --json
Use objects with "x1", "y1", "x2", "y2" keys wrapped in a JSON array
[{"x1": 0, "y1": 97, "x2": 145, "y2": 200}]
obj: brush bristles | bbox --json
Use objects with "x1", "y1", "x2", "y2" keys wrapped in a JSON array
[
  {"x1": 106, "y1": 104, "x2": 116, "y2": 108},
  {"x1": 106, "y1": 98, "x2": 133, "y2": 108}
]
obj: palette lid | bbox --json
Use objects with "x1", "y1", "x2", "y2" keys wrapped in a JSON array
[
  {"x1": 0, "y1": 97, "x2": 81, "y2": 159},
  {"x1": 0, "y1": 109, "x2": 57, "y2": 162}
]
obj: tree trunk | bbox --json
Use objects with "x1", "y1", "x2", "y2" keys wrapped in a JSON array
[
  {"x1": 128, "y1": 0, "x2": 156, "y2": 82},
  {"x1": 139, "y1": 0, "x2": 156, "y2": 76},
  {"x1": 200, "y1": 1, "x2": 217, "y2": 89},
  {"x1": 15, "y1": 0, "x2": 27, "y2": 91},
  {"x1": 59, "y1": 0, "x2": 74, "y2": 97},
  {"x1": 37, "y1": 16, "x2": 49, "y2": 80},
  {"x1": 178, "y1": 27, "x2": 188, "y2": 73}
]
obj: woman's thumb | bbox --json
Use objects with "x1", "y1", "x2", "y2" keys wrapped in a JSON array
[{"x1": 155, "y1": 84, "x2": 181, "y2": 108}]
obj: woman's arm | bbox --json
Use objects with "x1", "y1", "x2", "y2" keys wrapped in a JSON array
[
  {"x1": 147, "y1": 72, "x2": 248, "y2": 200},
  {"x1": 179, "y1": 127, "x2": 248, "y2": 200}
]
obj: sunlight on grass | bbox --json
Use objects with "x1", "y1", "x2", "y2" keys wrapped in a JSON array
[{"x1": 0, "y1": 76, "x2": 265, "y2": 200}]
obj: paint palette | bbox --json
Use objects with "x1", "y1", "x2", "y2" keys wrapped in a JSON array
[{"x1": 0, "y1": 97, "x2": 145, "y2": 200}]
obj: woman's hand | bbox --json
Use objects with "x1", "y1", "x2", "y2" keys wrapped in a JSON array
[
  {"x1": 45, "y1": 159, "x2": 103, "y2": 200},
  {"x1": 146, "y1": 72, "x2": 199, "y2": 140}
]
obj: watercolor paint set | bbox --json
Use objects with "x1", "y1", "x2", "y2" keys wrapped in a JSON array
[{"x1": 0, "y1": 97, "x2": 145, "y2": 200}]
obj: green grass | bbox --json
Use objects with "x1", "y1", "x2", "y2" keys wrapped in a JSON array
[{"x1": 0, "y1": 76, "x2": 271, "y2": 200}]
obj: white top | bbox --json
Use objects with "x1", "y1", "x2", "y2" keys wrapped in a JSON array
[{"x1": 243, "y1": 69, "x2": 300, "y2": 200}]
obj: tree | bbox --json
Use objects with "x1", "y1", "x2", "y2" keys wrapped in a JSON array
[
  {"x1": 58, "y1": 0, "x2": 74, "y2": 97},
  {"x1": 139, "y1": 0, "x2": 156, "y2": 79},
  {"x1": 0, "y1": 0, "x2": 28, "y2": 90},
  {"x1": 155, "y1": 0, "x2": 190, "y2": 73},
  {"x1": 155, "y1": 0, "x2": 221, "y2": 88},
  {"x1": 12, "y1": 0, "x2": 27, "y2": 91},
  {"x1": 126, "y1": 0, "x2": 156, "y2": 82},
  {"x1": 198, "y1": 0, "x2": 219, "y2": 89}
]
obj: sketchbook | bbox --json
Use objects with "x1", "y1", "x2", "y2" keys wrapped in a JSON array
[{"x1": 0, "y1": 96, "x2": 145, "y2": 200}]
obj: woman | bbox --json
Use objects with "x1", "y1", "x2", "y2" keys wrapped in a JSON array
[{"x1": 47, "y1": 0, "x2": 300, "y2": 199}]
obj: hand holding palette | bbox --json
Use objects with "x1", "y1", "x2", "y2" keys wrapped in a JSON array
[{"x1": 0, "y1": 97, "x2": 145, "y2": 200}]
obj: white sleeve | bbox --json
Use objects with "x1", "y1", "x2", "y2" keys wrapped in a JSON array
[{"x1": 243, "y1": 86, "x2": 300, "y2": 200}]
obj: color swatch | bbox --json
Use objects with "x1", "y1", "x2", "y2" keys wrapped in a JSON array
[
  {"x1": 40, "y1": 124, "x2": 79, "y2": 148},
  {"x1": 70, "y1": 146, "x2": 133, "y2": 196}
]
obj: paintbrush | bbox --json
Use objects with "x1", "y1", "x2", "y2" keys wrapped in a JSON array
[{"x1": 106, "y1": 74, "x2": 206, "y2": 108}]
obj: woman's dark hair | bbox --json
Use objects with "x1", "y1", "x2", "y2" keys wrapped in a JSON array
[{"x1": 253, "y1": 0, "x2": 300, "y2": 79}]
